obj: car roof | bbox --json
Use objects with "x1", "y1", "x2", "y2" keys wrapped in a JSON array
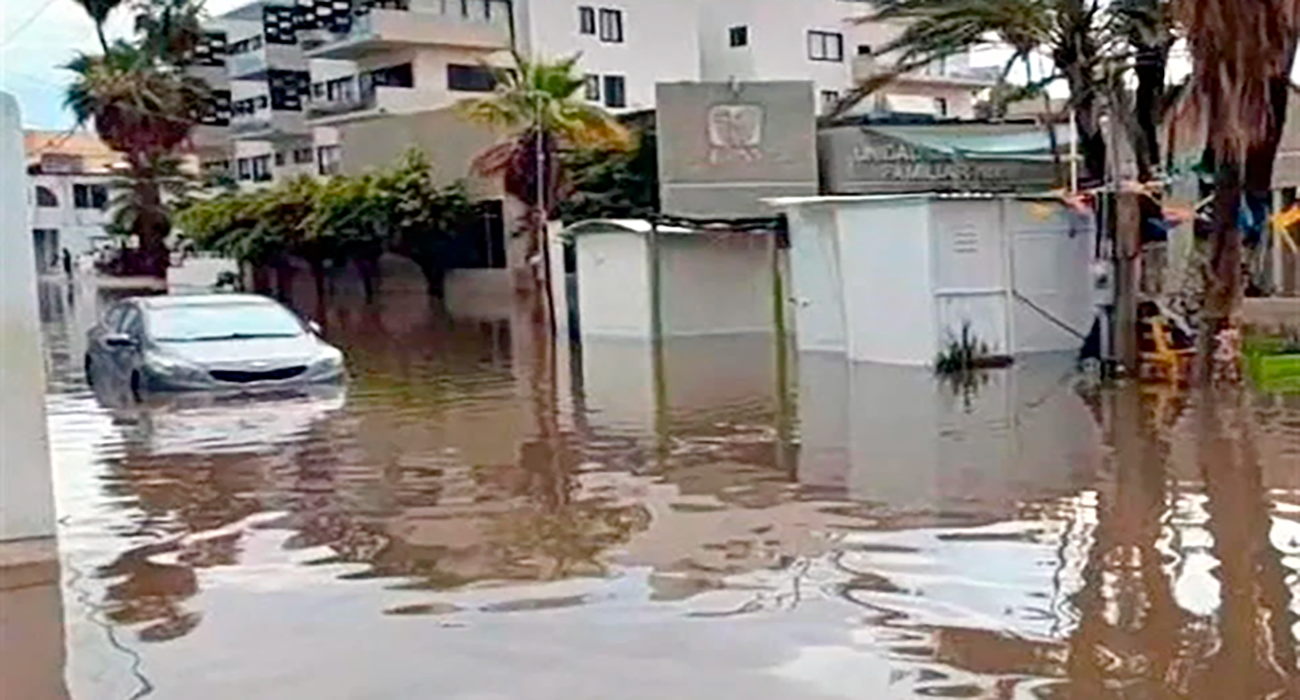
[{"x1": 129, "y1": 294, "x2": 281, "y2": 310}]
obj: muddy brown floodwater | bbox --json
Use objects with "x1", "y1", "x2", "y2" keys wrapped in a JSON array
[{"x1": 29, "y1": 279, "x2": 1300, "y2": 699}]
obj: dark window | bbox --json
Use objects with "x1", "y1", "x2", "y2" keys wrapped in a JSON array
[
  {"x1": 821, "y1": 90, "x2": 839, "y2": 111},
  {"x1": 274, "y1": 151, "x2": 286, "y2": 166},
  {"x1": 293, "y1": 147, "x2": 314, "y2": 164},
  {"x1": 251, "y1": 155, "x2": 272, "y2": 181},
  {"x1": 458, "y1": 200, "x2": 506, "y2": 269},
  {"x1": 857, "y1": 44, "x2": 873, "y2": 56},
  {"x1": 729, "y1": 25, "x2": 747, "y2": 47},
  {"x1": 371, "y1": 62, "x2": 414, "y2": 88},
  {"x1": 73, "y1": 184, "x2": 107, "y2": 209},
  {"x1": 317, "y1": 145, "x2": 341, "y2": 176},
  {"x1": 447, "y1": 64, "x2": 498, "y2": 92},
  {"x1": 35, "y1": 185, "x2": 57, "y2": 207},
  {"x1": 598, "y1": 8, "x2": 623, "y2": 42},
  {"x1": 935, "y1": 97, "x2": 948, "y2": 117},
  {"x1": 121, "y1": 307, "x2": 144, "y2": 340},
  {"x1": 603, "y1": 75, "x2": 626, "y2": 108},
  {"x1": 584, "y1": 74, "x2": 600, "y2": 101},
  {"x1": 237, "y1": 158, "x2": 252, "y2": 181},
  {"x1": 807, "y1": 30, "x2": 843, "y2": 62},
  {"x1": 578, "y1": 5, "x2": 595, "y2": 34},
  {"x1": 103, "y1": 304, "x2": 127, "y2": 332}
]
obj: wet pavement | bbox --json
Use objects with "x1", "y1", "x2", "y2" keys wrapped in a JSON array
[{"x1": 21, "y1": 279, "x2": 1300, "y2": 699}]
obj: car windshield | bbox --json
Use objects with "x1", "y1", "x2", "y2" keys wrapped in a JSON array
[{"x1": 148, "y1": 304, "x2": 305, "y2": 342}]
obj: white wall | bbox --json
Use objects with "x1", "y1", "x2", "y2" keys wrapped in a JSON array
[
  {"x1": 1, "y1": 93, "x2": 57, "y2": 542},
  {"x1": 930, "y1": 199, "x2": 1010, "y2": 355},
  {"x1": 27, "y1": 173, "x2": 115, "y2": 262},
  {"x1": 836, "y1": 198, "x2": 936, "y2": 365},
  {"x1": 575, "y1": 230, "x2": 652, "y2": 337},
  {"x1": 658, "y1": 232, "x2": 774, "y2": 336},
  {"x1": 785, "y1": 204, "x2": 847, "y2": 353},
  {"x1": 524, "y1": 0, "x2": 701, "y2": 111},
  {"x1": 1005, "y1": 200, "x2": 1094, "y2": 354}
]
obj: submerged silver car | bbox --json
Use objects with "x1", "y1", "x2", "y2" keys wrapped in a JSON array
[{"x1": 85, "y1": 294, "x2": 345, "y2": 396}]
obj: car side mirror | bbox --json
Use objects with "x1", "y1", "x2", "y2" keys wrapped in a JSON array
[
  {"x1": 104, "y1": 333, "x2": 137, "y2": 348},
  {"x1": 308, "y1": 321, "x2": 323, "y2": 335}
]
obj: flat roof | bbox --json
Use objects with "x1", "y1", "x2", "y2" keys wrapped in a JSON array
[
  {"x1": 216, "y1": 0, "x2": 269, "y2": 21},
  {"x1": 563, "y1": 219, "x2": 697, "y2": 236}
]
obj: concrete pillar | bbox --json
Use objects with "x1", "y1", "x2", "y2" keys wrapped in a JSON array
[
  {"x1": 0, "y1": 91, "x2": 56, "y2": 544},
  {"x1": 0, "y1": 91, "x2": 69, "y2": 700}
]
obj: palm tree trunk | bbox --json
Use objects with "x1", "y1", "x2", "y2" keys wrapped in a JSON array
[
  {"x1": 1197, "y1": 153, "x2": 1245, "y2": 382},
  {"x1": 95, "y1": 23, "x2": 109, "y2": 54}
]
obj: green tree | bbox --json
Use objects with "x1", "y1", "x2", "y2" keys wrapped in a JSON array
[
  {"x1": 375, "y1": 150, "x2": 477, "y2": 298},
  {"x1": 558, "y1": 111, "x2": 658, "y2": 223},
  {"x1": 455, "y1": 52, "x2": 631, "y2": 325},
  {"x1": 65, "y1": 0, "x2": 211, "y2": 278},
  {"x1": 1177, "y1": 0, "x2": 1300, "y2": 379},
  {"x1": 72, "y1": 0, "x2": 125, "y2": 53}
]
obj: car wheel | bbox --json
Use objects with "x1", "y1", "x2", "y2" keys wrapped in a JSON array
[
  {"x1": 84, "y1": 355, "x2": 94, "y2": 387},
  {"x1": 130, "y1": 371, "x2": 143, "y2": 402}
]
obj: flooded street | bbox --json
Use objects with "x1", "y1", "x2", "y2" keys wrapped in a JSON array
[{"x1": 35, "y1": 280, "x2": 1300, "y2": 699}]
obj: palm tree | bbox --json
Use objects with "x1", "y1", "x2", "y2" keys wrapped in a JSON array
[
  {"x1": 455, "y1": 52, "x2": 631, "y2": 328},
  {"x1": 840, "y1": 0, "x2": 1107, "y2": 185},
  {"x1": 73, "y1": 0, "x2": 125, "y2": 53},
  {"x1": 65, "y1": 41, "x2": 209, "y2": 276},
  {"x1": 1176, "y1": 0, "x2": 1300, "y2": 379}
]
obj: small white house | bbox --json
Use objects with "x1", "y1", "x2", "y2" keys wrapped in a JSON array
[
  {"x1": 563, "y1": 219, "x2": 781, "y2": 340},
  {"x1": 770, "y1": 194, "x2": 1095, "y2": 366}
]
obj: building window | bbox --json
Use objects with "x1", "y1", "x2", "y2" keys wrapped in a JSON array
[
  {"x1": 274, "y1": 151, "x2": 286, "y2": 166},
  {"x1": 237, "y1": 157, "x2": 252, "y2": 181},
  {"x1": 603, "y1": 75, "x2": 626, "y2": 108},
  {"x1": 729, "y1": 26, "x2": 748, "y2": 47},
  {"x1": 821, "y1": 90, "x2": 839, "y2": 111},
  {"x1": 598, "y1": 8, "x2": 623, "y2": 43},
  {"x1": 317, "y1": 145, "x2": 342, "y2": 176},
  {"x1": 447, "y1": 64, "x2": 498, "y2": 92},
  {"x1": 293, "y1": 147, "x2": 314, "y2": 164},
  {"x1": 35, "y1": 185, "x2": 58, "y2": 207},
  {"x1": 584, "y1": 74, "x2": 601, "y2": 101},
  {"x1": 935, "y1": 97, "x2": 949, "y2": 117},
  {"x1": 807, "y1": 30, "x2": 844, "y2": 62},
  {"x1": 857, "y1": 44, "x2": 873, "y2": 56},
  {"x1": 73, "y1": 183, "x2": 108, "y2": 210},
  {"x1": 251, "y1": 155, "x2": 272, "y2": 182},
  {"x1": 578, "y1": 5, "x2": 595, "y2": 34}
]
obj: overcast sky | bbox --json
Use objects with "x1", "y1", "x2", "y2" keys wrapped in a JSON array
[{"x1": 0, "y1": 0, "x2": 247, "y2": 128}]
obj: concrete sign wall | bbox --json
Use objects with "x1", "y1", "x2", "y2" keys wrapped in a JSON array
[
  {"x1": 820, "y1": 126, "x2": 1058, "y2": 194},
  {"x1": 0, "y1": 92, "x2": 57, "y2": 544},
  {"x1": 656, "y1": 81, "x2": 818, "y2": 217}
]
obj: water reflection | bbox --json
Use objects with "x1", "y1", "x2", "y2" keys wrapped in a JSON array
[{"x1": 40, "y1": 280, "x2": 1300, "y2": 698}]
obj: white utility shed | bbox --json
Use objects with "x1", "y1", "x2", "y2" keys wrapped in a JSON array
[
  {"x1": 771, "y1": 194, "x2": 1095, "y2": 366},
  {"x1": 564, "y1": 219, "x2": 779, "y2": 340}
]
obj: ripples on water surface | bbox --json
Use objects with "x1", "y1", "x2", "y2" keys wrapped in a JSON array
[{"x1": 35, "y1": 281, "x2": 1300, "y2": 699}]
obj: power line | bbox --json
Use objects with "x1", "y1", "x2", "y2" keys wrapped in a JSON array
[{"x1": 0, "y1": 0, "x2": 61, "y2": 49}]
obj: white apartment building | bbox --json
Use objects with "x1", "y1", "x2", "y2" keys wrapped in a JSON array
[
  {"x1": 23, "y1": 133, "x2": 124, "y2": 273},
  {"x1": 698, "y1": 0, "x2": 995, "y2": 117},
  {"x1": 195, "y1": 0, "x2": 994, "y2": 184}
]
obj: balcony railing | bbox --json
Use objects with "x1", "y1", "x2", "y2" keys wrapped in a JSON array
[
  {"x1": 306, "y1": 69, "x2": 415, "y2": 119},
  {"x1": 306, "y1": 0, "x2": 511, "y2": 56},
  {"x1": 853, "y1": 55, "x2": 999, "y2": 85}
]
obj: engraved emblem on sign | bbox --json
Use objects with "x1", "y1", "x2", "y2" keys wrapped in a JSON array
[{"x1": 707, "y1": 104, "x2": 763, "y2": 164}]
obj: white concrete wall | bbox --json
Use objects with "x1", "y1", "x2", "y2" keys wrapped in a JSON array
[
  {"x1": 26, "y1": 172, "x2": 115, "y2": 263},
  {"x1": 836, "y1": 198, "x2": 936, "y2": 365},
  {"x1": 1005, "y1": 200, "x2": 1095, "y2": 353},
  {"x1": 658, "y1": 232, "x2": 774, "y2": 336},
  {"x1": 575, "y1": 230, "x2": 652, "y2": 337},
  {"x1": 0, "y1": 93, "x2": 57, "y2": 542},
  {"x1": 697, "y1": 0, "x2": 983, "y2": 117},
  {"x1": 523, "y1": 0, "x2": 701, "y2": 111},
  {"x1": 930, "y1": 199, "x2": 1010, "y2": 355},
  {"x1": 785, "y1": 204, "x2": 847, "y2": 353}
]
